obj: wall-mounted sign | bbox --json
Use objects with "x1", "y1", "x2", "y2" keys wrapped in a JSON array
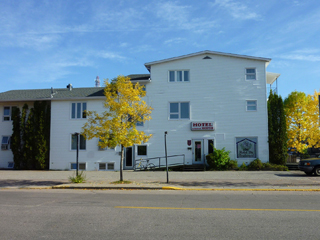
[
  {"x1": 236, "y1": 138, "x2": 257, "y2": 158},
  {"x1": 191, "y1": 122, "x2": 215, "y2": 131},
  {"x1": 187, "y1": 140, "x2": 192, "y2": 146}
]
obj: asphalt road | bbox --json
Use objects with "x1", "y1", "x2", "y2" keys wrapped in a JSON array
[{"x1": 1, "y1": 189, "x2": 320, "y2": 240}]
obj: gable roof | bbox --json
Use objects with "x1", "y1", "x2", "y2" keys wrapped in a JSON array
[
  {"x1": 0, "y1": 87, "x2": 105, "y2": 102},
  {"x1": 144, "y1": 50, "x2": 271, "y2": 71}
]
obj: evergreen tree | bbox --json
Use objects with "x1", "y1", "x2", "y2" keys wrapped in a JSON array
[
  {"x1": 11, "y1": 107, "x2": 22, "y2": 169},
  {"x1": 268, "y1": 91, "x2": 288, "y2": 165}
]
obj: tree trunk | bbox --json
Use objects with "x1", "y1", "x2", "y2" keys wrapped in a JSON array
[{"x1": 120, "y1": 145, "x2": 124, "y2": 181}]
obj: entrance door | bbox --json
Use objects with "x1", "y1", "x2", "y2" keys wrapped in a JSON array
[
  {"x1": 193, "y1": 140, "x2": 204, "y2": 164},
  {"x1": 124, "y1": 147, "x2": 133, "y2": 169}
]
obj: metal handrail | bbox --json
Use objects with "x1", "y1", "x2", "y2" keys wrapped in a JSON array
[{"x1": 134, "y1": 154, "x2": 185, "y2": 171}]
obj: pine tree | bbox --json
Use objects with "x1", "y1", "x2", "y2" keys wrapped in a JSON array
[
  {"x1": 11, "y1": 107, "x2": 22, "y2": 169},
  {"x1": 268, "y1": 91, "x2": 288, "y2": 165}
]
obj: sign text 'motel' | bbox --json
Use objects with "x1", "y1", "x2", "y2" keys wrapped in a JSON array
[{"x1": 191, "y1": 122, "x2": 215, "y2": 131}]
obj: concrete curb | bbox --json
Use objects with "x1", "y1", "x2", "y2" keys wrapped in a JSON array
[
  {"x1": 162, "y1": 187, "x2": 320, "y2": 191},
  {"x1": 14, "y1": 185, "x2": 320, "y2": 192}
]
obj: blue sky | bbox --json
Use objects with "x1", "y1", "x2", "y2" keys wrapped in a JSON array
[{"x1": 0, "y1": 0, "x2": 319, "y2": 98}]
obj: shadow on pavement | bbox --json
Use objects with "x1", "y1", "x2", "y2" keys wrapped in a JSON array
[
  {"x1": 169, "y1": 180, "x2": 320, "y2": 187},
  {"x1": 0, "y1": 180, "x2": 68, "y2": 188}
]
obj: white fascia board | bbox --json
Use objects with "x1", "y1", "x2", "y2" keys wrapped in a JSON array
[{"x1": 144, "y1": 50, "x2": 271, "y2": 70}]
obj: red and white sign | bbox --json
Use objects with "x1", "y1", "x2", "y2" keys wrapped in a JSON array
[{"x1": 191, "y1": 122, "x2": 215, "y2": 131}]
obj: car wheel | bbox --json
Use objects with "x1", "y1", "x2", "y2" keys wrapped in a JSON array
[
  {"x1": 305, "y1": 172, "x2": 313, "y2": 176},
  {"x1": 314, "y1": 167, "x2": 320, "y2": 176}
]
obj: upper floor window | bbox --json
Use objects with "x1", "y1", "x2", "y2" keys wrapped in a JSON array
[
  {"x1": 246, "y1": 100, "x2": 257, "y2": 111},
  {"x1": 246, "y1": 68, "x2": 256, "y2": 80},
  {"x1": 71, "y1": 103, "x2": 87, "y2": 119},
  {"x1": 3, "y1": 106, "x2": 18, "y2": 121},
  {"x1": 1, "y1": 136, "x2": 10, "y2": 150},
  {"x1": 169, "y1": 70, "x2": 189, "y2": 82},
  {"x1": 169, "y1": 102, "x2": 190, "y2": 119},
  {"x1": 71, "y1": 134, "x2": 86, "y2": 150}
]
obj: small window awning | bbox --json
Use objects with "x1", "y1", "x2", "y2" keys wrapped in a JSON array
[{"x1": 266, "y1": 72, "x2": 280, "y2": 85}]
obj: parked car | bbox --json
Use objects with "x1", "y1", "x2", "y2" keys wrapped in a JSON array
[{"x1": 298, "y1": 158, "x2": 320, "y2": 176}]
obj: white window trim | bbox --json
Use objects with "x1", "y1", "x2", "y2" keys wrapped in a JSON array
[
  {"x1": 245, "y1": 68, "x2": 256, "y2": 81},
  {"x1": 168, "y1": 70, "x2": 190, "y2": 82},
  {"x1": 70, "y1": 133, "x2": 86, "y2": 151},
  {"x1": 168, "y1": 102, "x2": 190, "y2": 120},
  {"x1": 246, "y1": 100, "x2": 257, "y2": 111},
  {"x1": 71, "y1": 102, "x2": 87, "y2": 119}
]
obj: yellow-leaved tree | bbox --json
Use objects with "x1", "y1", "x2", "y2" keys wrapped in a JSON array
[
  {"x1": 82, "y1": 75, "x2": 152, "y2": 181},
  {"x1": 284, "y1": 90, "x2": 320, "y2": 153},
  {"x1": 306, "y1": 90, "x2": 320, "y2": 149},
  {"x1": 284, "y1": 91, "x2": 309, "y2": 152}
]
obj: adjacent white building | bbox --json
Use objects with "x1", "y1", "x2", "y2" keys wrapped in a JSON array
[{"x1": 0, "y1": 50, "x2": 279, "y2": 171}]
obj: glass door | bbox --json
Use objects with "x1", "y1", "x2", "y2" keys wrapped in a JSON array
[
  {"x1": 193, "y1": 140, "x2": 204, "y2": 164},
  {"x1": 124, "y1": 147, "x2": 133, "y2": 169}
]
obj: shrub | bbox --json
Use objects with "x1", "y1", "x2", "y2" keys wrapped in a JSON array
[
  {"x1": 228, "y1": 160, "x2": 238, "y2": 170},
  {"x1": 238, "y1": 162, "x2": 248, "y2": 171},
  {"x1": 247, "y1": 159, "x2": 263, "y2": 170},
  {"x1": 206, "y1": 147, "x2": 231, "y2": 170},
  {"x1": 69, "y1": 171, "x2": 86, "y2": 183}
]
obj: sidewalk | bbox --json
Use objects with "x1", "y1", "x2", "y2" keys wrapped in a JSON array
[{"x1": 1, "y1": 170, "x2": 320, "y2": 191}]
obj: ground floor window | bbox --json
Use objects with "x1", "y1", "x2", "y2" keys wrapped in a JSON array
[
  {"x1": 236, "y1": 137, "x2": 257, "y2": 158},
  {"x1": 71, "y1": 134, "x2": 86, "y2": 150},
  {"x1": 208, "y1": 139, "x2": 214, "y2": 154},
  {"x1": 99, "y1": 162, "x2": 115, "y2": 170},
  {"x1": 70, "y1": 162, "x2": 86, "y2": 170},
  {"x1": 1, "y1": 136, "x2": 10, "y2": 150},
  {"x1": 137, "y1": 145, "x2": 147, "y2": 156}
]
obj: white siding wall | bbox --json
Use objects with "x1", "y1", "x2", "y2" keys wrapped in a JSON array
[
  {"x1": 144, "y1": 54, "x2": 269, "y2": 165},
  {"x1": 50, "y1": 99, "x2": 120, "y2": 171}
]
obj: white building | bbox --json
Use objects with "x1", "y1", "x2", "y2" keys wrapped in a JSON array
[{"x1": 0, "y1": 50, "x2": 279, "y2": 171}]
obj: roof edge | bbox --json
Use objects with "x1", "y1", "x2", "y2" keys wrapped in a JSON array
[{"x1": 144, "y1": 50, "x2": 272, "y2": 71}]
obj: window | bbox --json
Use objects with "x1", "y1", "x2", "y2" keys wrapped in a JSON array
[
  {"x1": 99, "y1": 162, "x2": 115, "y2": 170},
  {"x1": 169, "y1": 70, "x2": 189, "y2": 82},
  {"x1": 236, "y1": 137, "x2": 257, "y2": 158},
  {"x1": 246, "y1": 68, "x2": 256, "y2": 80},
  {"x1": 107, "y1": 163, "x2": 115, "y2": 170},
  {"x1": 137, "y1": 145, "x2": 147, "y2": 156},
  {"x1": 71, "y1": 134, "x2": 86, "y2": 150},
  {"x1": 136, "y1": 116, "x2": 144, "y2": 127},
  {"x1": 246, "y1": 100, "x2": 257, "y2": 111},
  {"x1": 71, "y1": 102, "x2": 87, "y2": 119},
  {"x1": 3, "y1": 106, "x2": 17, "y2": 121},
  {"x1": 208, "y1": 139, "x2": 214, "y2": 154},
  {"x1": 99, "y1": 163, "x2": 106, "y2": 170},
  {"x1": 1, "y1": 136, "x2": 10, "y2": 150},
  {"x1": 70, "y1": 163, "x2": 86, "y2": 170},
  {"x1": 169, "y1": 102, "x2": 190, "y2": 119}
]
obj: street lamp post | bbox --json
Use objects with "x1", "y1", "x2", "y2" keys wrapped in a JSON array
[{"x1": 164, "y1": 131, "x2": 168, "y2": 183}]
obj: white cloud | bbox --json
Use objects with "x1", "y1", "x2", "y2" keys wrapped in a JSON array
[
  {"x1": 278, "y1": 54, "x2": 320, "y2": 62},
  {"x1": 164, "y1": 38, "x2": 186, "y2": 45},
  {"x1": 95, "y1": 51, "x2": 127, "y2": 60},
  {"x1": 155, "y1": 2, "x2": 218, "y2": 32},
  {"x1": 211, "y1": 0, "x2": 261, "y2": 20}
]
